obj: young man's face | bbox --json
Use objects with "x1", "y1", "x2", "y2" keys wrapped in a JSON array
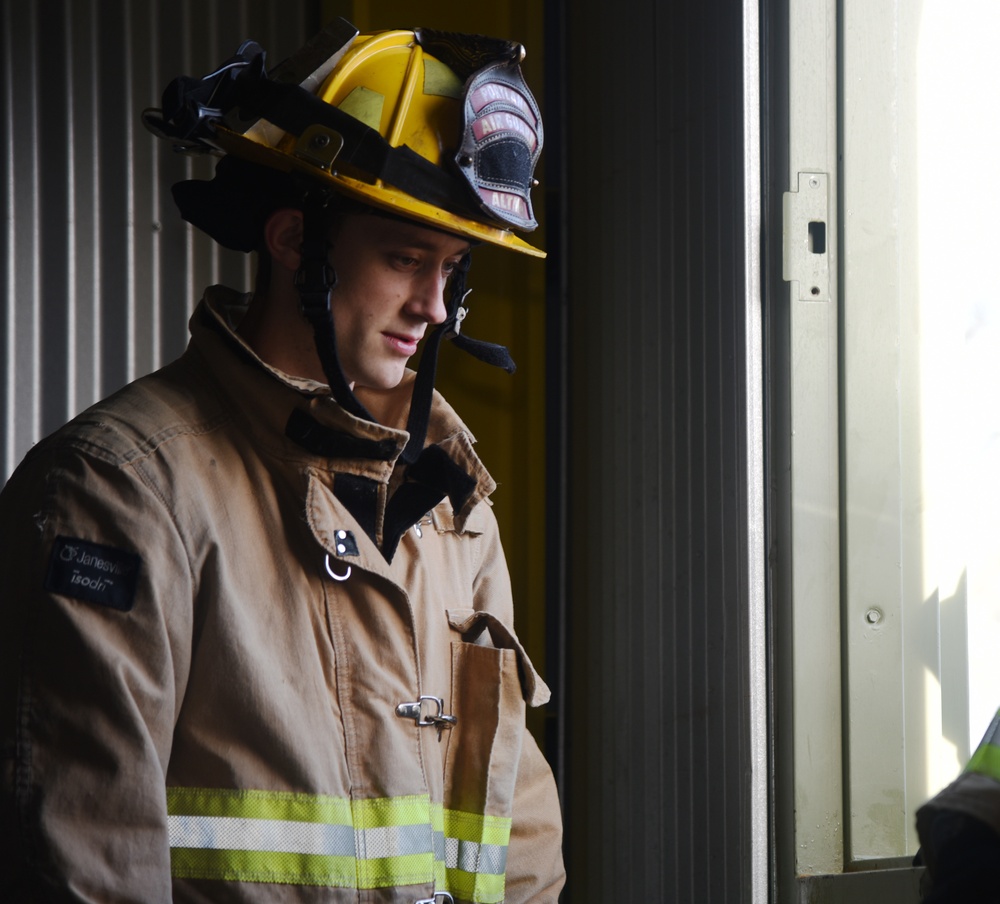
[{"x1": 328, "y1": 213, "x2": 470, "y2": 391}]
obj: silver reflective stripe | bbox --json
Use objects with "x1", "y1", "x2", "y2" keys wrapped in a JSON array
[
  {"x1": 168, "y1": 814, "x2": 355, "y2": 855},
  {"x1": 444, "y1": 836, "x2": 508, "y2": 876},
  {"x1": 168, "y1": 814, "x2": 433, "y2": 858},
  {"x1": 356, "y1": 823, "x2": 438, "y2": 858}
]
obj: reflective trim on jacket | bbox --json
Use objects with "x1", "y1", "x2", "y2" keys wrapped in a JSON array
[
  {"x1": 166, "y1": 787, "x2": 511, "y2": 901},
  {"x1": 916, "y1": 707, "x2": 1000, "y2": 877}
]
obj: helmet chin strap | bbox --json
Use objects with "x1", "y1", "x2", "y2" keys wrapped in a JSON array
[
  {"x1": 397, "y1": 260, "x2": 465, "y2": 465},
  {"x1": 295, "y1": 195, "x2": 374, "y2": 422},
  {"x1": 295, "y1": 196, "x2": 517, "y2": 464},
  {"x1": 399, "y1": 252, "x2": 516, "y2": 464}
]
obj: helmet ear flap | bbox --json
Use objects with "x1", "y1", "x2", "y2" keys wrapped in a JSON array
[{"x1": 171, "y1": 156, "x2": 314, "y2": 253}]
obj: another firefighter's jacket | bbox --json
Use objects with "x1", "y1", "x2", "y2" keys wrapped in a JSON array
[
  {"x1": 0, "y1": 287, "x2": 565, "y2": 903},
  {"x1": 916, "y1": 708, "x2": 1000, "y2": 902}
]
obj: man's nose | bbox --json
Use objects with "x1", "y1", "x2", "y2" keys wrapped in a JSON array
[{"x1": 407, "y1": 270, "x2": 449, "y2": 325}]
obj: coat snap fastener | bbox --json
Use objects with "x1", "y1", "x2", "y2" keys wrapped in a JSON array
[{"x1": 330, "y1": 530, "x2": 359, "y2": 557}]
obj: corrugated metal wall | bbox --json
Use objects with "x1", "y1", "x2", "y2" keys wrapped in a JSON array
[
  {"x1": 0, "y1": 0, "x2": 316, "y2": 480},
  {"x1": 562, "y1": 0, "x2": 758, "y2": 898}
]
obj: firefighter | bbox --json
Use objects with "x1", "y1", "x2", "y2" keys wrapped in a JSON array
[
  {"x1": 916, "y1": 708, "x2": 1000, "y2": 903},
  {"x1": 0, "y1": 20, "x2": 564, "y2": 903}
]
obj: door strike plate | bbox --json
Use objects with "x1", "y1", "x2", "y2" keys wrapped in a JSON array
[{"x1": 783, "y1": 172, "x2": 830, "y2": 302}]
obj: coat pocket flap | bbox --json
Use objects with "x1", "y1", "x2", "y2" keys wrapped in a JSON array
[{"x1": 446, "y1": 608, "x2": 550, "y2": 707}]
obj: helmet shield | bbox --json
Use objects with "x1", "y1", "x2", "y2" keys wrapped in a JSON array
[
  {"x1": 457, "y1": 62, "x2": 542, "y2": 231},
  {"x1": 411, "y1": 28, "x2": 543, "y2": 231}
]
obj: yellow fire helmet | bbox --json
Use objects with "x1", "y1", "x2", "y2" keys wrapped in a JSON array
[{"x1": 145, "y1": 18, "x2": 544, "y2": 258}]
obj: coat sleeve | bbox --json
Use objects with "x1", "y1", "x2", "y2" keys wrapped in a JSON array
[
  {"x1": 504, "y1": 732, "x2": 566, "y2": 903},
  {"x1": 470, "y1": 505, "x2": 566, "y2": 903},
  {"x1": 0, "y1": 440, "x2": 193, "y2": 903}
]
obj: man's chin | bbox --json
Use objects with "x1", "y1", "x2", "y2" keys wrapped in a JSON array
[{"x1": 353, "y1": 368, "x2": 410, "y2": 394}]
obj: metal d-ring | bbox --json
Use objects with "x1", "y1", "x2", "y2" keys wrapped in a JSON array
[{"x1": 324, "y1": 553, "x2": 352, "y2": 582}]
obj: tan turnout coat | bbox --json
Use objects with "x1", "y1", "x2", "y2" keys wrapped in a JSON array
[{"x1": 0, "y1": 288, "x2": 564, "y2": 903}]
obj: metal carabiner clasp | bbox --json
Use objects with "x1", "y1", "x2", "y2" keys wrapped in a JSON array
[
  {"x1": 395, "y1": 695, "x2": 457, "y2": 737},
  {"x1": 416, "y1": 892, "x2": 455, "y2": 904}
]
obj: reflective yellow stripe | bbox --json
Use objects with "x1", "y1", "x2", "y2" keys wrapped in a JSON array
[
  {"x1": 443, "y1": 809, "x2": 511, "y2": 904},
  {"x1": 447, "y1": 866, "x2": 506, "y2": 904},
  {"x1": 170, "y1": 848, "x2": 431, "y2": 887},
  {"x1": 964, "y1": 708, "x2": 1000, "y2": 782},
  {"x1": 166, "y1": 787, "x2": 511, "y2": 902},
  {"x1": 167, "y1": 787, "x2": 356, "y2": 823},
  {"x1": 966, "y1": 743, "x2": 1000, "y2": 781}
]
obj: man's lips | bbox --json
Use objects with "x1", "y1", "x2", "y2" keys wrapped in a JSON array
[{"x1": 383, "y1": 332, "x2": 421, "y2": 355}]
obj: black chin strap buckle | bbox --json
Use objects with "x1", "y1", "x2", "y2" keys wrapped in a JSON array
[
  {"x1": 294, "y1": 256, "x2": 336, "y2": 321},
  {"x1": 295, "y1": 196, "x2": 337, "y2": 321}
]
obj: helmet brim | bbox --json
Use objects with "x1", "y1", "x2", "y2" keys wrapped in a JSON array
[{"x1": 214, "y1": 126, "x2": 546, "y2": 259}]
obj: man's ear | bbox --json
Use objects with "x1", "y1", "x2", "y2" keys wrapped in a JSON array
[{"x1": 263, "y1": 208, "x2": 304, "y2": 273}]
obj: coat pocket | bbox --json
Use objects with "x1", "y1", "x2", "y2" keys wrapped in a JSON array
[
  {"x1": 443, "y1": 609, "x2": 549, "y2": 818},
  {"x1": 446, "y1": 608, "x2": 549, "y2": 708}
]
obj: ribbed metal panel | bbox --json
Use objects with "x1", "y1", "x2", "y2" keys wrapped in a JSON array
[
  {"x1": 563, "y1": 0, "x2": 756, "y2": 899},
  {"x1": 1, "y1": 0, "x2": 316, "y2": 480}
]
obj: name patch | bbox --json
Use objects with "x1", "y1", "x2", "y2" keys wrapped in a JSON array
[{"x1": 45, "y1": 536, "x2": 141, "y2": 612}]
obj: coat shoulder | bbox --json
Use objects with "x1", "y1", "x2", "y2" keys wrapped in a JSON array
[{"x1": 20, "y1": 353, "x2": 228, "y2": 473}]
